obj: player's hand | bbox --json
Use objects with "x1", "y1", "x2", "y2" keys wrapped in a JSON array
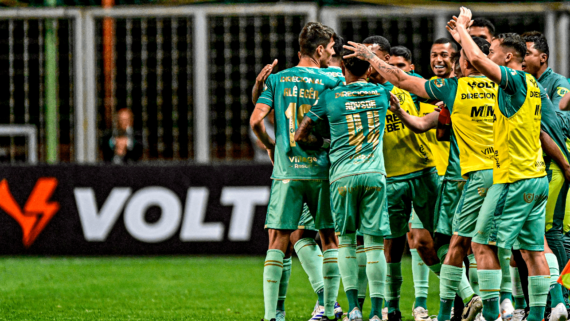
[
  {"x1": 389, "y1": 92, "x2": 401, "y2": 112},
  {"x1": 455, "y1": 7, "x2": 473, "y2": 29},
  {"x1": 343, "y1": 41, "x2": 375, "y2": 61},
  {"x1": 252, "y1": 59, "x2": 278, "y2": 104},
  {"x1": 434, "y1": 101, "x2": 444, "y2": 112},
  {"x1": 446, "y1": 17, "x2": 462, "y2": 44}
]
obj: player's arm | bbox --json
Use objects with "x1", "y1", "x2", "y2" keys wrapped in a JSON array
[
  {"x1": 540, "y1": 130, "x2": 570, "y2": 181},
  {"x1": 389, "y1": 92, "x2": 438, "y2": 133},
  {"x1": 343, "y1": 42, "x2": 429, "y2": 99},
  {"x1": 560, "y1": 93, "x2": 570, "y2": 111},
  {"x1": 250, "y1": 103, "x2": 275, "y2": 161},
  {"x1": 454, "y1": 8, "x2": 502, "y2": 84},
  {"x1": 251, "y1": 59, "x2": 278, "y2": 104},
  {"x1": 294, "y1": 117, "x2": 328, "y2": 150}
]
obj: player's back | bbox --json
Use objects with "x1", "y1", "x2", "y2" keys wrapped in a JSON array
[
  {"x1": 257, "y1": 66, "x2": 342, "y2": 180},
  {"x1": 320, "y1": 66, "x2": 346, "y2": 85},
  {"x1": 320, "y1": 81, "x2": 390, "y2": 183}
]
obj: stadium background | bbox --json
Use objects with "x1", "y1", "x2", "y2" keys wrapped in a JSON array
[{"x1": 0, "y1": 0, "x2": 566, "y2": 319}]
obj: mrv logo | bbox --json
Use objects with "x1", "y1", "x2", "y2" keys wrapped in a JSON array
[{"x1": 74, "y1": 186, "x2": 269, "y2": 243}]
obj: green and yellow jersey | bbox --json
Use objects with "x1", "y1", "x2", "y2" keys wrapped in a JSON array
[
  {"x1": 380, "y1": 82, "x2": 435, "y2": 181},
  {"x1": 494, "y1": 66, "x2": 546, "y2": 183},
  {"x1": 257, "y1": 66, "x2": 343, "y2": 180},
  {"x1": 307, "y1": 81, "x2": 390, "y2": 183},
  {"x1": 539, "y1": 67, "x2": 570, "y2": 109},
  {"x1": 320, "y1": 66, "x2": 346, "y2": 85},
  {"x1": 425, "y1": 76, "x2": 497, "y2": 179}
]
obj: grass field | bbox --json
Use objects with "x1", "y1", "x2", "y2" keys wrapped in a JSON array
[{"x1": 0, "y1": 256, "x2": 439, "y2": 320}]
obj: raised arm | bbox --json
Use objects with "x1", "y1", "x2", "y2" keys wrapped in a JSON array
[
  {"x1": 454, "y1": 7, "x2": 502, "y2": 83},
  {"x1": 250, "y1": 103, "x2": 275, "y2": 162},
  {"x1": 251, "y1": 59, "x2": 278, "y2": 104},
  {"x1": 389, "y1": 92, "x2": 438, "y2": 133},
  {"x1": 343, "y1": 42, "x2": 429, "y2": 99}
]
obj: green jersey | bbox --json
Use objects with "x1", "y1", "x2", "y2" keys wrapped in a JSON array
[
  {"x1": 500, "y1": 67, "x2": 570, "y2": 165},
  {"x1": 257, "y1": 66, "x2": 343, "y2": 180},
  {"x1": 307, "y1": 81, "x2": 390, "y2": 183},
  {"x1": 538, "y1": 67, "x2": 570, "y2": 109},
  {"x1": 320, "y1": 66, "x2": 346, "y2": 85}
]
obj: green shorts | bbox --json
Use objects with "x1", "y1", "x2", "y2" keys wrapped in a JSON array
[
  {"x1": 330, "y1": 173, "x2": 391, "y2": 237},
  {"x1": 546, "y1": 162, "x2": 569, "y2": 233},
  {"x1": 473, "y1": 176, "x2": 549, "y2": 251},
  {"x1": 409, "y1": 176, "x2": 445, "y2": 230},
  {"x1": 265, "y1": 179, "x2": 334, "y2": 230},
  {"x1": 434, "y1": 179, "x2": 466, "y2": 236},
  {"x1": 452, "y1": 169, "x2": 493, "y2": 238},
  {"x1": 298, "y1": 204, "x2": 317, "y2": 231},
  {"x1": 385, "y1": 170, "x2": 439, "y2": 239}
]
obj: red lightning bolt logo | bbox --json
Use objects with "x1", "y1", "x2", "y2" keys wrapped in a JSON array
[{"x1": 0, "y1": 178, "x2": 60, "y2": 248}]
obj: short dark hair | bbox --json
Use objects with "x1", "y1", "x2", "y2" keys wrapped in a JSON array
[
  {"x1": 521, "y1": 31, "x2": 549, "y2": 60},
  {"x1": 472, "y1": 36, "x2": 491, "y2": 55},
  {"x1": 390, "y1": 46, "x2": 412, "y2": 62},
  {"x1": 332, "y1": 34, "x2": 344, "y2": 58},
  {"x1": 496, "y1": 33, "x2": 526, "y2": 63},
  {"x1": 342, "y1": 48, "x2": 370, "y2": 77},
  {"x1": 432, "y1": 38, "x2": 458, "y2": 53},
  {"x1": 299, "y1": 22, "x2": 335, "y2": 56},
  {"x1": 471, "y1": 18, "x2": 496, "y2": 36},
  {"x1": 362, "y1": 35, "x2": 391, "y2": 54}
]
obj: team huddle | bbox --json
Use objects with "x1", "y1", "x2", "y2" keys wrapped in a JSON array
[{"x1": 250, "y1": 7, "x2": 570, "y2": 321}]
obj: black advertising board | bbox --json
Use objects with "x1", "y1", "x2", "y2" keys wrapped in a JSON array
[{"x1": 0, "y1": 164, "x2": 273, "y2": 255}]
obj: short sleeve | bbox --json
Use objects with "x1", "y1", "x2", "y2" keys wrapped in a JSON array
[
  {"x1": 257, "y1": 74, "x2": 275, "y2": 108},
  {"x1": 550, "y1": 77, "x2": 570, "y2": 109},
  {"x1": 499, "y1": 66, "x2": 526, "y2": 95},
  {"x1": 307, "y1": 89, "x2": 330, "y2": 122},
  {"x1": 424, "y1": 77, "x2": 457, "y2": 111}
]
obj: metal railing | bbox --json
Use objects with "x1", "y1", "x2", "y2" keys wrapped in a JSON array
[{"x1": 0, "y1": 3, "x2": 569, "y2": 163}]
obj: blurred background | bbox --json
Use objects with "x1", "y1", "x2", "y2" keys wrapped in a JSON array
[{"x1": 0, "y1": 0, "x2": 566, "y2": 164}]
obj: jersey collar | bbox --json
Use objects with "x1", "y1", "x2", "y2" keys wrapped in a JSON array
[{"x1": 538, "y1": 67, "x2": 553, "y2": 82}]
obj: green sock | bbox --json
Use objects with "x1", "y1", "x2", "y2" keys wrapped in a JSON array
[
  {"x1": 317, "y1": 289, "x2": 324, "y2": 307},
  {"x1": 438, "y1": 298, "x2": 455, "y2": 321},
  {"x1": 339, "y1": 235, "x2": 359, "y2": 311},
  {"x1": 458, "y1": 264, "x2": 475, "y2": 304},
  {"x1": 323, "y1": 249, "x2": 340, "y2": 318},
  {"x1": 546, "y1": 253, "x2": 565, "y2": 307},
  {"x1": 386, "y1": 262, "x2": 402, "y2": 312},
  {"x1": 415, "y1": 297, "x2": 428, "y2": 310},
  {"x1": 294, "y1": 238, "x2": 324, "y2": 300},
  {"x1": 364, "y1": 235, "x2": 387, "y2": 312},
  {"x1": 500, "y1": 292, "x2": 512, "y2": 304},
  {"x1": 410, "y1": 249, "x2": 429, "y2": 308},
  {"x1": 468, "y1": 254, "x2": 480, "y2": 296},
  {"x1": 428, "y1": 262, "x2": 442, "y2": 277},
  {"x1": 371, "y1": 297, "x2": 384, "y2": 319},
  {"x1": 439, "y1": 264, "x2": 465, "y2": 320},
  {"x1": 356, "y1": 245, "x2": 368, "y2": 309},
  {"x1": 478, "y1": 269, "x2": 502, "y2": 321},
  {"x1": 263, "y1": 249, "x2": 284, "y2": 320},
  {"x1": 510, "y1": 266, "x2": 527, "y2": 309},
  {"x1": 498, "y1": 248, "x2": 513, "y2": 303},
  {"x1": 528, "y1": 275, "x2": 550, "y2": 321},
  {"x1": 277, "y1": 257, "x2": 292, "y2": 311}
]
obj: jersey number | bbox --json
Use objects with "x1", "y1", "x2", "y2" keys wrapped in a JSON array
[
  {"x1": 346, "y1": 111, "x2": 380, "y2": 153},
  {"x1": 285, "y1": 102, "x2": 312, "y2": 147}
]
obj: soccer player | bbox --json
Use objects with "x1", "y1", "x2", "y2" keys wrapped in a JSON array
[
  {"x1": 389, "y1": 45, "x2": 447, "y2": 321},
  {"x1": 358, "y1": 36, "x2": 444, "y2": 321},
  {"x1": 452, "y1": 7, "x2": 551, "y2": 321},
  {"x1": 469, "y1": 18, "x2": 495, "y2": 42},
  {"x1": 344, "y1": 35, "x2": 498, "y2": 321},
  {"x1": 320, "y1": 34, "x2": 346, "y2": 84},
  {"x1": 251, "y1": 22, "x2": 343, "y2": 321},
  {"x1": 295, "y1": 48, "x2": 394, "y2": 321},
  {"x1": 520, "y1": 31, "x2": 570, "y2": 320},
  {"x1": 431, "y1": 38, "x2": 458, "y2": 79}
]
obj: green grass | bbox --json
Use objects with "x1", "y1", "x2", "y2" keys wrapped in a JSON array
[{"x1": 0, "y1": 256, "x2": 439, "y2": 320}]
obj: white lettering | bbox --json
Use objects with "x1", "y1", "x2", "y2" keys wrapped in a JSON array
[{"x1": 221, "y1": 187, "x2": 270, "y2": 241}]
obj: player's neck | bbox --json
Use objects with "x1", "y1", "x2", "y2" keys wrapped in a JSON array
[
  {"x1": 345, "y1": 74, "x2": 367, "y2": 85},
  {"x1": 297, "y1": 56, "x2": 321, "y2": 68},
  {"x1": 506, "y1": 61, "x2": 522, "y2": 71},
  {"x1": 535, "y1": 64, "x2": 549, "y2": 79},
  {"x1": 464, "y1": 69, "x2": 483, "y2": 77}
]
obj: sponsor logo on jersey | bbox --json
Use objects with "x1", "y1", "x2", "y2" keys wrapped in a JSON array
[
  {"x1": 434, "y1": 78, "x2": 445, "y2": 88},
  {"x1": 466, "y1": 81, "x2": 495, "y2": 90},
  {"x1": 0, "y1": 178, "x2": 60, "y2": 248},
  {"x1": 523, "y1": 193, "x2": 535, "y2": 203},
  {"x1": 557, "y1": 87, "x2": 569, "y2": 97},
  {"x1": 477, "y1": 187, "x2": 488, "y2": 197}
]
